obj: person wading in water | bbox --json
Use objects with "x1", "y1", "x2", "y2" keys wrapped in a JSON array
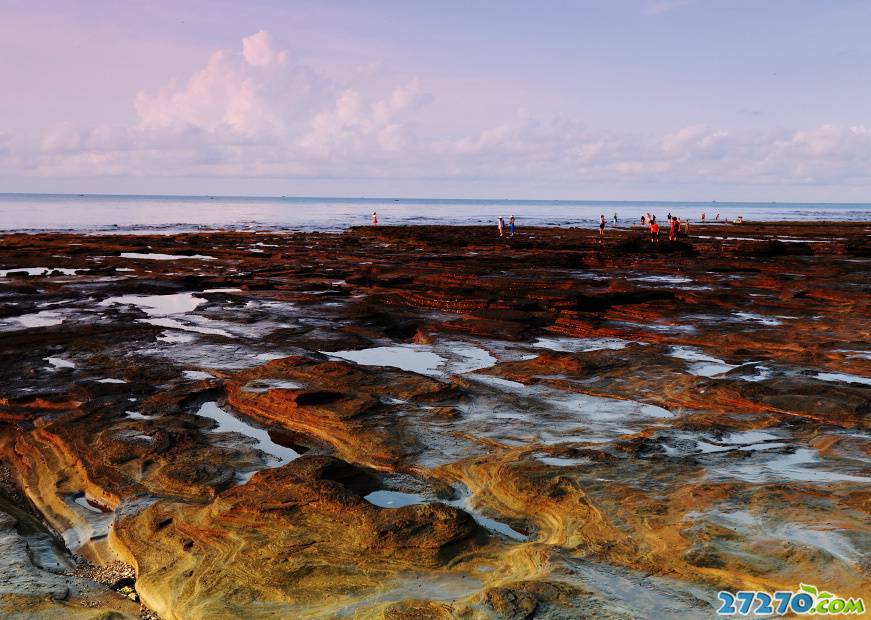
[{"x1": 669, "y1": 215, "x2": 679, "y2": 241}]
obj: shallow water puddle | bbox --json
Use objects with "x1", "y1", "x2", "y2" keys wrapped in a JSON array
[
  {"x1": 463, "y1": 373, "x2": 673, "y2": 444},
  {"x1": 74, "y1": 495, "x2": 111, "y2": 514},
  {"x1": 836, "y1": 349, "x2": 871, "y2": 361},
  {"x1": 630, "y1": 274, "x2": 693, "y2": 284},
  {"x1": 329, "y1": 345, "x2": 446, "y2": 375},
  {"x1": 814, "y1": 371, "x2": 871, "y2": 387},
  {"x1": 183, "y1": 370, "x2": 214, "y2": 381},
  {"x1": 732, "y1": 311, "x2": 783, "y2": 326},
  {"x1": 4, "y1": 310, "x2": 66, "y2": 328},
  {"x1": 446, "y1": 344, "x2": 498, "y2": 374},
  {"x1": 736, "y1": 364, "x2": 774, "y2": 381},
  {"x1": 661, "y1": 429, "x2": 786, "y2": 456},
  {"x1": 614, "y1": 320, "x2": 697, "y2": 334},
  {"x1": 99, "y1": 292, "x2": 238, "y2": 337},
  {"x1": 63, "y1": 494, "x2": 115, "y2": 552},
  {"x1": 364, "y1": 488, "x2": 528, "y2": 541},
  {"x1": 563, "y1": 558, "x2": 716, "y2": 619},
  {"x1": 195, "y1": 401, "x2": 300, "y2": 468},
  {"x1": 531, "y1": 336, "x2": 630, "y2": 353},
  {"x1": 694, "y1": 509, "x2": 865, "y2": 568},
  {"x1": 45, "y1": 356, "x2": 76, "y2": 369},
  {"x1": 668, "y1": 345, "x2": 742, "y2": 377},
  {"x1": 99, "y1": 292, "x2": 205, "y2": 315},
  {"x1": 707, "y1": 445, "x2": 871, "y2": 484},
  {"x1": 535, "y1": 454, "x2": 594, "y2": 467},
  {"x1": 241, "y1": 378, "x2": 303, "y2": 393},
  {"x1": 146, "y1": 316, "x2": 234, "y2": 337},
  {"x1": 364, "y1": 490, "x2": 426, "y2": 508},
  {"x1": 125, "y1": 410, "x2": 156, "y2": 420},
  {"x1": 328, "y1": 342, "x2": 497, "y2": 377},
  {"x1": 157, "y1": 331, "x2": 196, "y2": 344}
]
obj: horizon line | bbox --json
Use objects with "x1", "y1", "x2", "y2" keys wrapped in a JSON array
[{"x1": 1, "y1": 191, "x2": 870, "y2": 207}]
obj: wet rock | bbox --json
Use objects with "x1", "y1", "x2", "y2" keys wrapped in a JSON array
[{"x1": 1, "y1": 224, "x2": 868, "y2": 618}]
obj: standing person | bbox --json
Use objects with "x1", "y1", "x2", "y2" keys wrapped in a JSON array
[
  {"x1": 700, "y1": 212, "x2": 706, "y2": 222},
  {"x1": 598, "y1": 214, "x2": 606, "y2": 243},
  {"x1": 509, "y1": 215, "x2": 516, "y2": 236},
  {"x1": 667, "y1": 212, "x2": 672, "y2": 221},
  {"x1": 669, "y1": 215, "x2": 679, "y2": 241},
  {"x1": 497, "y1": 217, "x2": 505, "y2": 238},
  {"x1": 641, "y1": 214, "x2": 646, "y2": 226},
  {"x1": 371, "y1": 211, "x2": 378, "y2": 225},
  {"x1": 614, "y1": 212, "x2": 618, "y2": 225},
  {"x1": 715, "y1": 213, "x2": 720, "y2": 221},
  {"x1": 650, "y1": 216, "x2": 660, "y2": 243}
]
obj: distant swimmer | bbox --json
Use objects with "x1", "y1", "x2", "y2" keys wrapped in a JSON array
[
  {"x1": 497, "y1": 216, "x2": 505, "y2": 238},
  {"x1": 598, "y1": 214, "x2": 606, "y2": 243},
  {"x1": 509, "y1": 215, "x2": 516, "y2": 236},
  {"x1": 371, "y1": 211, "x2": 378, "y2": 225}
]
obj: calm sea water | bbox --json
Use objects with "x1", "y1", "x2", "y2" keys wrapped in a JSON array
[{"x1": 0, "y1": 193, "x2": 868, "y2": 233}]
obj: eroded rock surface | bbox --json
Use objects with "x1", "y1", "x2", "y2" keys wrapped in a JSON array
[{"x1": 0, "y1": 222, "x2": 868, "y2": 618}]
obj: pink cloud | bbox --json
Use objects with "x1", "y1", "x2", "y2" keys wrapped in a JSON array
[
  {"x1": 242, "y1": 30, "x2": 288, "y2": 67},
  {"x1": 3, "y1": 31, "x2": 870, "y2": 193}
]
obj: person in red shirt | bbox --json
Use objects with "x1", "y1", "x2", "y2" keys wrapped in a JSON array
[
  {"x1": 669, "y1": 216, "x2": 679, "y2": 241},
  {"x1": 650, "y1": 217, "x2": 660, "y2": 243}
]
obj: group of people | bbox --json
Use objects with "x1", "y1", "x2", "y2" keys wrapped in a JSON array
[
  {"x1": 370, "y1": 209, "x2": 740, "y2": 242},
  {"x1": 497, "y1": 215, "x2": 516, "y2": 237},
  {"x1": 638, "y1": 212, "x2": 689, "y2": 242},
  {"x1": 700, "y1": 212, "x2": 743, "y2": 224}
]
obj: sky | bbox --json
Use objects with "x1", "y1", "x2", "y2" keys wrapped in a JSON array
[{"x1": 1, "y1": 0, "x2": 870, "y2": 201}]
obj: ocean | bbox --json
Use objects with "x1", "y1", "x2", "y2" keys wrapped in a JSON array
[{"x1": 0, "y1": 193, "x2": 869, "y2": 233}]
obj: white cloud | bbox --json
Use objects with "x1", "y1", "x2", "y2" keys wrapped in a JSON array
[
  {"x1": 299, "y1": 79, "x2": 432, "y2": 157},
  {"x1": 133, "y1": 49, "x2": 282, "y2": 137},
  {"x1": 242, "y1": 30, "x2": 288, "y2": 67},
  {"x1": 3, "y1": 30, "x2": 871, "y2": 195}
]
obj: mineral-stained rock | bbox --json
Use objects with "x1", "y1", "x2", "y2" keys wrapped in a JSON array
[
  {"x1": 112, "y1": 456, "x2": 483, "y2": 619},
  {"x1": 0, "y1": 223, "x2": 868, "y2": 618}
]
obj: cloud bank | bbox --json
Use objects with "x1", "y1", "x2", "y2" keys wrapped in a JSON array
[{"x1": 2, "y1": 31, "x2": 870, "y2": 196}]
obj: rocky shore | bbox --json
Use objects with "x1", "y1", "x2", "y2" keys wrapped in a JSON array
[{"x1": 0, "y1": 221, "x2": 868, "y2": 619}]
